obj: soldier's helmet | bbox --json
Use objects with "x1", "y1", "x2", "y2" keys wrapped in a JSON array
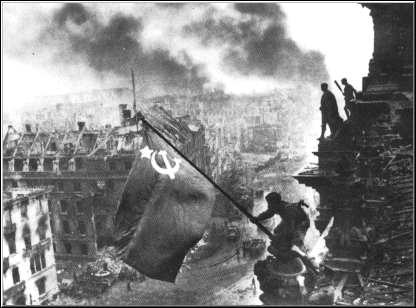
[
  {"x1": 341, "y1": 78, "x2": 347, "y2": 84},
  {"x1": 321, "y1": 83, "x2": 328, "y2": 91},
  {"x1": 265, "y1": 192, "x2": 281, "y2": 205}
]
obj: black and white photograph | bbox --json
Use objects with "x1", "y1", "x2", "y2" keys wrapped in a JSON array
[{"x1": 2, "y1": 2, "x2": 414, "y2": 306}]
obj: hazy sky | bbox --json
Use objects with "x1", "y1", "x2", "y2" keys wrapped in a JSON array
[{"x1": 2, "y1": 2, "x2": 373, "y2": 118}]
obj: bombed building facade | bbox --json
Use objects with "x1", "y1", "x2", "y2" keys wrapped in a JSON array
[
  {"x1": 3, "y1": 188, "x2": 59, "y2": 305},
  {"x1": 3, "y1": 106, "x2": 209, "y2": 261},
  {"x1": 254, "y1": 3, "x2": 413, "y2": 305}
]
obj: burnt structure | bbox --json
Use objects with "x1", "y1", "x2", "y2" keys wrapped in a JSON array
[
  {"x1": 256, "y1": 3, "x2": 413, "y2": 305},
  {"x1": 3, "y1": 106, "x2": 209, "y2": 261},
  {"x1": 3, "y1": 188, "x2": 59, "y2": 305}
]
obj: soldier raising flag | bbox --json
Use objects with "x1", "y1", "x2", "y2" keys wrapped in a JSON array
[
  {"x1": 335, "y1": 78, "x2": 358, "y2": 120},
  {"x1": 114, "y1": 110, "x2": 276, "y2": 283}
]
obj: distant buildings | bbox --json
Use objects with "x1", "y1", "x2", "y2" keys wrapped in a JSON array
[
  {"x1": 3, "y1": 106, "x2": 209, "y2": 261},
  {"x1": 3, "y1": 188, "x2": 58, "y2": 305}
]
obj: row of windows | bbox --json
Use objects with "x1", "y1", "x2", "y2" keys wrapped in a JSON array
[
  {"x1": 56, "y1": 180, "x2": 115, "y2": 192},
  {"x1": 61, "y1": 220, "x2": 87, "y2": 236},
  {"x1": 108, "y1": 160, "x2": 132, "y2": 171},
  {"x1": 62, "y1": 242, "x2": 89, "y2": 256},
  {"x1": 5, "y1": 226, "x2": 47, "y2": 255},
  {"x1": 59, "y1": 200, "x2": 84, "y2": 214},
  {"x1": 9, "y1": 158, "x2": 133, "y2": 172},
  {"x1": 10, "y1": 251, "x2": 47, "y2": 286},
  {"x1": 7, "y1": 180, "x2": 118, "y2": 193},
  {"x1": 30, "y1": 251, "x2": 47, "y2": 274},
  {"x1": 11, "y1": 267, "x2": 46, "y2": 298},
  {"x1": 5, "y1": 197, "x2": 45, "y2": 223}
]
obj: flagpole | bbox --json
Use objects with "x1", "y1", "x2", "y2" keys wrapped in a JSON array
[{"x1": 136, "y1": 113, "x2": 273, "y2": 239}]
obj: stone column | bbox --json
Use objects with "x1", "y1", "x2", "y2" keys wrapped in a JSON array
[
  {"x1": 37, "y1": 158, "x2": 44, "y2": 172},
  {"x1": 53, "y1": 158, "x2": 60, "y2": 173},
  {"x1": 8, "y1": 159, "x2": 15, "y2": 172}
]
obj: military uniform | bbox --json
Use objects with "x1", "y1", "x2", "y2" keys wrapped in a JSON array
[
  {"x1": 320, "y1": 90, "x2": 342, "y2": 138},
  {"x1": 257, "y1": 201, "x2": 310, "y2": 251},
  {"x1": 343, "y1": 83, "x2": 357, "y2": 119}
]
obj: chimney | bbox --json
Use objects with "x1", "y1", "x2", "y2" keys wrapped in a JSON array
[
  {"x1": 77, "y1": 122, "x2": 85, "y2": 131},
  {"x1": 119, "y1": 104, "x2": 128, "y2": 126},
  {"x1": 25, "y1": 124, "x2": 32, "y2": 133}
]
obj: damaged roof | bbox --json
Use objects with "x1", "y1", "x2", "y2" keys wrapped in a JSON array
[{"x1": 3, "y1": 106, "x2": 199, "y2": 159}]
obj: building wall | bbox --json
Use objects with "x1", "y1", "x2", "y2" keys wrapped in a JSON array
[
  {"x1": 3, "y1": 191, "x2": 58, "y2": 305},
  {"x1": 4, "y1": 108, "x2": 210, "y2": 261}
]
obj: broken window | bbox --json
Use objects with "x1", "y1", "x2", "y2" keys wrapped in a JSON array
[
  {"x1": 50, "y1": 142, "x2": 57, "y2": 151},
  {"x1": 73, "y1": 181, "x2": 81, "y2": 192},
  {"x1": 44, "y1": 159, "x2": 53, "y2": 171},
  {"x1": 30, "y1": 252, "x2": 46, "y2": 274},
  {"x1": 75, "y1": 158, "x2": 84, "y2": 170},
  {"x1": 29, "y1": 159, "x2": 38, "y2": 171},
  {"x1": 62, "y1": 220, "x2": 71, "y2": 234},
  {"x1": 76, "y1": 201, "x2": 84, "y2": 214},
  {"x1": 57, "y1": 181, "x2": 64, "y2": 191},
  {"x1": 6, "y1": 233, "x2": 16, "y2": 254},
  {"x1": 12, "y1": 267, "x2": 20, "y2": 284},
  {"x1": 60, "y1": 200, "x2": 68, "y2": 214},
  {"x1": 80, "y1": 243, "x2": 88, "y2": 256},
  {"x1": 40, "y1": 252, "x2": 46, "y2": 268},
  {"x1": 14, "y1": 159, "x2": 23, "y2": 171},
  {"x1": 21, "y1": 200, "x2": 28, "y2": 219},
  {"x1": 64, "y1": 242, "x2": 72, "y2": 254},
  {"x1": 36, "y1": 197, "x2": 43, "y2": 214},
  {"x1": 124, "y1": 160, "x2": 132, "y2": 171},
  {"x1": 109, "y1": 161, "x2": 117, "y2": 171},
  {"x1": 4, "y1": 209, "x2": 12, "y2": 227},
  {"x1": 38, "y1": 227, "x2": 46, "y2": 241},
  {"x1": 50, "y1": 220, "x2": 55, "y2": 235},
  {"x1": 78, "y1": 221, "x2": 86, "y2": 236},
  {"x1": 24, "y1": 233, "x2": 32, "y2": 250},
  {"x1": 36, "y1": 277, "x2": 46, "y2": 295}
]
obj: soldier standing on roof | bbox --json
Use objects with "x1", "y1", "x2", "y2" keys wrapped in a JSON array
[
  {"x1": 341, "y1": 78, "x2": 358, "y2": 120},
  {"x1": 318, "y1": 83, "x2": 343, "y2": 141}
]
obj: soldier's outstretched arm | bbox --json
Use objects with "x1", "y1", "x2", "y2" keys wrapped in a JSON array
[
  {"x1": 353, "y1": 86, "x2": 358, "y2": 96},
  {"x1": 257, "y1": 208, "x2": 275, "y2": 221}
]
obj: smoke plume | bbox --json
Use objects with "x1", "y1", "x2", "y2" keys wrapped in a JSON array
[
  {"x1": 183, "y1": 3, "x2": 329, "y2": 85},
  {"x1": 37, "y1": 3, "x2": 208, "y2": 94},
  {"x1": 3, "y1": 2, "x2": 332, "y2": 106}
]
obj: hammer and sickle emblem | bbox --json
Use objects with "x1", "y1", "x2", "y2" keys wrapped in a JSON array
[{"x1": 151, "y1": 150, "x2": 181, "y2": 179}]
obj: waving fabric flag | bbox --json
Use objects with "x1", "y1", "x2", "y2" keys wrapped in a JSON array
[{"x1": 114, "y1": 124, "x2": 216, "y2": 283}]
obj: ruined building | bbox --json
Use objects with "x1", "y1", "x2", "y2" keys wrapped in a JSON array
[
  {"x1": 254, "y1": 3, "x2": 413, "y2": 304},
  {"x1": 3, "y1": 106, "x2": 209, "y2": 261},
  {"x1": 296, "y1": 3, "x2": 413, "y2": 304},
  {"x1": 3, "y1": 188, "x2": 59, "y2": 305}
]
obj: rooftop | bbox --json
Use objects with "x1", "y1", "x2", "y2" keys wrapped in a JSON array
[
  {"x1": 3, "y1": 187, "x2": 52, "y2": 206},
  {"x1": 3, "y1": 106, "x2": 202, "y2": 159}
]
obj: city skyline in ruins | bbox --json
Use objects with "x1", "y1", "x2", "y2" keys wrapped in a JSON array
[{"x1": 3, "y1": 3, "x2": 373, "y2": 121}]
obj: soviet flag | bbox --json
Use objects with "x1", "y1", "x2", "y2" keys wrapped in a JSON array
[{"x1": 114, "y1": 123, "x2": 216, "y2": 283}]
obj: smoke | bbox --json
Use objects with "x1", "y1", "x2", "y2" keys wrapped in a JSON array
[
  {"x1": 3, "y1": 2, "x2": 332, "y2": 110},
  {"x1": 37, "y1": 3, "x2": 208, "y2": 95},
  {"x1": 183, "y1": 3, "x2": 329, "y2": 85},
  {"x1": 234, "y1": 3, "x2": 286, "y2": 18}
]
